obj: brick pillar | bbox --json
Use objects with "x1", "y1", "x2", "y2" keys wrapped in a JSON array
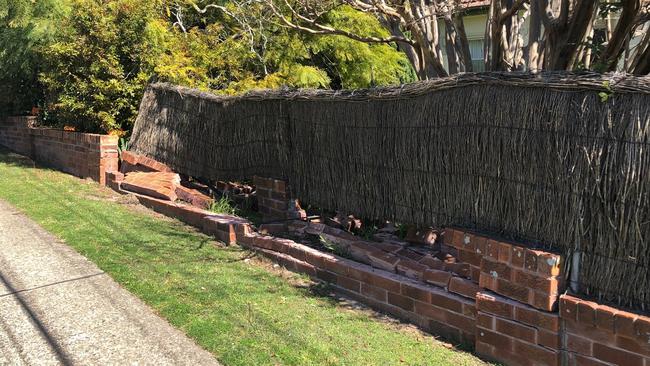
[{"x1": 253, "y1": 176, "x2": 306, "y2": 220}]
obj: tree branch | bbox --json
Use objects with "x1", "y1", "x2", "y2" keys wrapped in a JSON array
[{"x1": 263, "y1": 0, "x2": 416, "y2": 46}]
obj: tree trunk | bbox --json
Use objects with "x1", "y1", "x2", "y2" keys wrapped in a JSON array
[
  {"x1": 527, "y1": 2, "x2": 542, "y2": 71},
  {"x1": 598, "y1": 0, "x2": 641, "y2": 71},
  {"x1": 544, "y1": 0, "x2": 598, "y2": 70}
]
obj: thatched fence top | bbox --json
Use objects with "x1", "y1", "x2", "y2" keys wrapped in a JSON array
[{"x1": 130, "y1": 72, "x2": 650, "y2": 311}]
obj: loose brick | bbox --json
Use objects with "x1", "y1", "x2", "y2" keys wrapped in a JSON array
[
  {"x1": 347, "y1": 241, "x2": 380, "y2": 263},
  {"x1": 458, "y1": 249, "x2": 482, "y2": 267},
  {"x1": 511, "y1": 246, "x2": 525, "y2": 268},
  {"x1": 443, "y1": 228, "x2": 465, "y2": 249},
  {"x1": 395, "y1": 259, "x2": 427, "y2": 280},
  {"x1": 592, "y1": 343, "x2": 644, "y2": 366},
  {"x1": 537, "y1": 252, "x2": 562, "y2": 277},
  {"x1": 497, "y1": 242, "x2": 512, "y2": 264},
  {"x1": 514, "y1": 269, "x2": 560, "y2": 294},
  {"x1": 477, "y1": 292, "x2": 514, "y2": 318},
  {"x1": 449, "y1": 277, "x2": 479, "y2": 299},
  {"x1": 479, "y1": 271, "x2": 497, "y2": 290},
  {"x1": 387, "y1": 292, "x2": 414, "y2": 311},
  {"x1": 422, "y1": 269, "x2": 452, "y2": 288},
  {"x1": 419, "y1": 255, "x2": 445, "y2": 270},
  {"x1": 404, "y1": 227, "x2": 437, "y2": 246},
  {"x1": 368, "y1": 251, "x2": 400, "y2": 272},
  {"x1": 531, "y1": 290, "x2": 559, "y2": 312},
  {"x1": 524, "y1": 249, "x2": 542, "y2": 273},
  {"x1": 445, "y1": 262, "x2": 471, "y2": 278},
  {"x1": 481, "y1": 258, "x2": 513, "y2": 281},
  {"x1": 361, "y1": 283, "x2": 387, "y2": 302},
  {"x1": 485, "y1": 239, "x2": 500, "y2": 260},
  {"x1": 497, "y1": 278, "x2": 531, "y2": 304}
]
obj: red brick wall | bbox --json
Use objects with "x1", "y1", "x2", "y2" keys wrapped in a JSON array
[
  {"x1": 0, "y1": 116, "x2": 118, "y2": 185},
  {"x1": 104, "y1": 171, "x2": 650, "y2": 366},
  {"x1": 560, "y1": 295, "x2": 650, "y2": 366}
]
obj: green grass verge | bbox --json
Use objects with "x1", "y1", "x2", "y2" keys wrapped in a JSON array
[{"x1": 0, "y1": 149, "x2": 488, "y2": 366}]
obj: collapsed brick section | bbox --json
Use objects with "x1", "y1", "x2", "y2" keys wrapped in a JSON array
[
  {"x1": 445, "y1": 228, "x2": 564, "y2": 312},
  {"x1": 560, "y1": 295, "x2": 650, "y2": 366},
  {"x1": 253, "y1": 176, "x2": 306, "y2": 220},
  {"x1": 103, "y1": 171, "x2": 650, "y2": 366},
  {"x1": 120, "y1": 150, "x2": 173, "y2": 174},
  {"x1": 0, "y1": 116, "x2": 119, "y2": 185},
  {"x1": 121, "y1": 171, "x2": 180, "y2": 201},
  {"x1": 238, "y1": 231, "x2": 477, "y2": 345}
]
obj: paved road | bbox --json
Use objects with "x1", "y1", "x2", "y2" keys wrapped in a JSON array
[{"x1": 0, "y1": 200, "x2": 219, "y2": 366}]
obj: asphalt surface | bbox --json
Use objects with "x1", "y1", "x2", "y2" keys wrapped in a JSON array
[{"x1": 0, "y1": 199, "x2": 220, "y2": 366}]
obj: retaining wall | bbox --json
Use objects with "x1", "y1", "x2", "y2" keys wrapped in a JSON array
[{"x1": 0, "y1": 116, "x2": 118, "y2": 184}]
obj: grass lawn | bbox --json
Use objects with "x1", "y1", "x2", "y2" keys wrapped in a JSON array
[{"x1": 0, "y1": 149, "x2": 488, "y2": 366}]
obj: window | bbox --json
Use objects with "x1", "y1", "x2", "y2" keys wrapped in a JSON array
[{"x1": 468, "y1": 39, "x2": 485, "y2": 72}]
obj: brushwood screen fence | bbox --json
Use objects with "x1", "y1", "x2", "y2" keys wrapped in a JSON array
[{"x1": 130, "y1": 72, "x2": 650, "y2": 310}]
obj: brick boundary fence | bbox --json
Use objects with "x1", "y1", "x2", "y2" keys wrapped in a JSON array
[
  {"x1": 0, "y1": 116, "x2": 118, "y2": 184},
  {"x1": 109, "y1": 171, "x2": 650, "y2": 366},
  {"x1": 1, "y1": 118, "x2": 647, "y2": 366}
]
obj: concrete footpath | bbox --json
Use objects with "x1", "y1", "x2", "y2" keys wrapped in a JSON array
[{"x1": 0, "y1": 199, "x2": 219, "y2": 366}]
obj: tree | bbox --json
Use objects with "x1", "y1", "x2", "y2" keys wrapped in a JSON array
[
  {"x1": 0, "y1": 0, "x2": 66, "y2": 114},
  {"x1": 210, "y1": 0, "x2": 650, "y2": 79},
  {"x1": 165, "y1": 0, "x2": 415, "y2": 91},
  {"x1": 38, "y1": 0, "x2": 168, "y2": 133}
]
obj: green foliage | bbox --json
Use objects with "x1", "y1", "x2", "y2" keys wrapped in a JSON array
[
  {"x1": 599, "y1": 80, "x2": 613, "y2": 102},
  {"x1": 0, "y1": 0, "x2": 66, "y2": 115},
  {"x1": 308, "y1": 6, "x2": 416, "y2": 88},
  {"x1": 210, "y1": 196, "x2": 238, "y2": 215},
  {"x1": 38, "y1": 0, "x2": 165, "y2": 133},
  {"x1": 2, "y1": 0, "x2": 415, "y2": 132}
]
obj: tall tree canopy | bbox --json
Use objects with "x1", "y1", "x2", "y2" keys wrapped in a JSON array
[
  {"x1": 211, "y1": 0, "x2": 649, "y2": 79},
  {"x1": 2, "y1": 0, "x2": 648, "y2": 132},
  {"x1": 0, "y1": 0, "x2": 415, "y2": 131}
]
